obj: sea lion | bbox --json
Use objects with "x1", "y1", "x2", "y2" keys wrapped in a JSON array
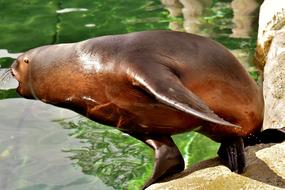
[{"x1": 10, "y1": 30, "x2": 284, "y2": 189}]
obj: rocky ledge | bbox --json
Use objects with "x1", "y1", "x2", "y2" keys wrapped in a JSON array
[{"x1": 147, "y1": 142, "x2": 285, "y2": 190}]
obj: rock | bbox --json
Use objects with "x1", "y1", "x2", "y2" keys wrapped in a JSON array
[
  {"x1": 263, "y1": 30, "x2": 285, "y2": 130},
  {"x1": 255, "y1": 0, "x2": 285, "y2": 130},
  {"x1": 255, "y1": 0, "x2": 285, "y2": 69},
  {"x1": 146, "y1": 142, "x2": 285, "y2": 190}
]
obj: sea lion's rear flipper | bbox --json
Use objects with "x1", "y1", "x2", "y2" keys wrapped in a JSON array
[
  {"x1": 243, "y1": 127, "x2": 285, "y2": 147},
  {"x1": 127, "y1": 62, "x2": 239, "y2": 128},
  {"x1": 218, "y1": 137, "x2": 245, "y2": 173},
  {"x1": 129, "y1": 134, "x2": 184, "y2": 189}
]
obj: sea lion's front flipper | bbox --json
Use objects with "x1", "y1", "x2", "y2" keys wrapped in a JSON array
[
  {"x1": 129, "y1": 134, "x2": 184, "y2": 189},
  {"x1": 127, "y1": 62, "x2": 239, "y2": 128}
]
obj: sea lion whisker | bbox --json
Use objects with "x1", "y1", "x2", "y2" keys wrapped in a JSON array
[{"x1": 0, "y1": 68, "x2": 13, "y2": 87}]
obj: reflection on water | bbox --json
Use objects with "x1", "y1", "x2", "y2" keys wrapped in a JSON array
[
  {"x1": 160, "y1": 0, "x2": 183, "y2": 30},
  {"x1": 231, "y1": 0, "x2": 259, "y2": 38},
  {"x1": 180, "y1": 0, "x2": 212, "y2": 34},
  {"x1": 0, "y1": 0, "x2": 261, "y2": 190},
  {"x1": 161, "y1": 0, "x2": 259, "y2": 41}
]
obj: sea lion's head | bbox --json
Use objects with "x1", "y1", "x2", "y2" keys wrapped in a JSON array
[
  {"x1": 11, "y1": 51, "x2": 34, "y2": 99},
  {"x1": 11, "y1": 44, "x2": 81, "y2": 101},
  {"x1": 11, "y1": 45, "x2": 55, "y2": 99}
]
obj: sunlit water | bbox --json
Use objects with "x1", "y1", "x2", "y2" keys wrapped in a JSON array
[{"x1": 0, "y1": 0, "x2": 260, "y2": 189}]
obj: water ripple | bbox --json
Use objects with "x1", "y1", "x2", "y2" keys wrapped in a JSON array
[
  {"x1": 0, "y1": 49, "x2": 22, "y2": 59},
  {"x1": 56, "y1": 8, "x2": 88, "y2": 14}
]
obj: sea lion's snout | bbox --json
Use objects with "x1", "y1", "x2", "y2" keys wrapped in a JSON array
[
  {"x1": 11, "y1": 69, "x2": 15, "y2": 77},
  {"x1": 11, "y1": 60, "x2": 22, "y2": 93},
  {"x1": 11, "y1": 61, "x2": 17, "y2": 78},
  {"x1": 10, "y1": 59, "x2": 23, "y2": 83}
]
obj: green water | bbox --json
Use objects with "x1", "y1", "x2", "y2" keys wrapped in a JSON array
[{"x1": 0, "y1": 0, "x2": 260, "y2": 190}]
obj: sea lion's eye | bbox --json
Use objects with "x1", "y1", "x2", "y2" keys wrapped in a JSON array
[{"x1": 23, "y1": 58, "x2": 29, "y2": 64}]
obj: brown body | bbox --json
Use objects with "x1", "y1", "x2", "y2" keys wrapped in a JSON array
[{"x1": 11, "y1": 30, "x2": 264, "y2": 188}]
